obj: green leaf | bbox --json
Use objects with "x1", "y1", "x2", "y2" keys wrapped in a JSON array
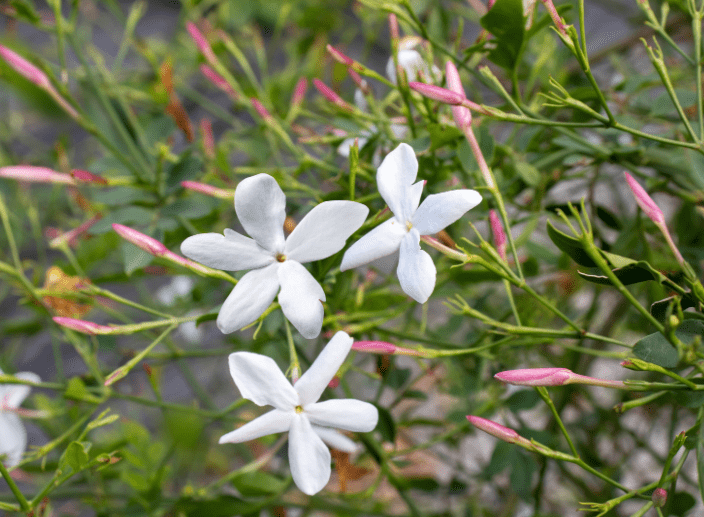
[
  {"x1": 166, "y1": 153, "x2": 203, "y2": 194},
  {"x1": 231, "y1": 471, "x2": 288, "y2": 497},
  {"x1": 122, "y1": 241, "x2": 153, "y2": 275},
  {"x1": 173, "y1": 495, "x2": 267, "y2": 517},
  {"x1": 61, "y1": 441, "x2": 91, "y2": 472},
  {"x1": 546, "y1": 220, "x2": 596, "y2": 267},
  {"x1": 633, "y1": 332, "x2": 679, "y2": 368},
  {"x1": 428, "y1": 123, "x2": 462, "y2": 152},
  {"x1": 376, "y1": 405, "x2": 396, "y2": 443},
  {"x1": 513, "y1": 161, "x2": 541, "y2": 187},
  {"x1": 63, "y1": 377, "x2": 103, "y2": 404},
  {"x1": 651, "y1": 295, "x2": 697, "y2": 322},
  {"x1": 507, "y1": 389, "x2": 541, "y2": 412},
  {"x1": 578, "y1": 261, "x2": 664, "y2": 286},
  {"x1": 480, "y1": 0, "x2": 525, "y2": 70},
  {"x1": 510, "y1": 450, "x2": 536, "y2": 501},
  {"x1": 670, "y1": 492, "x2": 696, "y2": 516},
  {"x1": 86, "y1": 409, "x2": 120, "y2": 432},
  {"x1": 672, "y1": 379, "x2": 704, "y2": 408},
  {"x1": 11, "y1": 0, "x2": 41, "y2": 24}
]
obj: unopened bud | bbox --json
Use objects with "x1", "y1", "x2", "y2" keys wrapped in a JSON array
[
  {"x1": 352, "y1": 340, "x2": 422, "y2": 356},
  {"x1": 539, "y1": 0, "x2": 568, "y2": 37},
  {"x1": 624, "y1": 172, "x2": 665, "y2": 225},
  {"x1": 181, "y1": 181, "x2": 233, "y2": 200},
  {"x1": 326, "y1": 44, "x2": 355, "y2": 68},
  {"x1": 186, "y1": 22, "x2": 217, "y2": 65},
  {"x1": 0, "y1": 165, "x2": 75, "y2": 185},
  {"x1": 445, "y1": 61, "x2": 472, "y2": 130},
  {"x1": 489, "y1": 210, "x2": 507, "y2": 262},
  {"x1": 652, "y1": 488, "x2": 667, "y2": 508},
  {"x1": 388, "y1": 14, "x2": 400, "y2": 45},
  {"x1": 113, "y1": 224, "x2": 168, "y2": 256},
  {"x1": 408, "y1": 82, "x2": 465, "y2": 105},
  {"x1": 312, "y1": 79, "x2": 354, "y2": 111},
  {"x1": 250, "y1": 98, "x2": 273, "y2": 121},
  {"x1": 200, "y1": 119, "x2": 215, "y2": 159},
  {"x1": 53, "y1": 317, "x2": 112, "y2": 335},
  {"x1": 467, "y1": 416, "x2": 532, "y2": 446},
  {"x1": 200, "y1": 65, "x2": 237, "y2": 99},
  {"x1": 71, "y1": 169, "x2": 108, "y2": 185},
  {"x1": 291, "y1": 77, "x2": 308, "y2": 108},
  {"x1": 495, "y1": 367, "x2": 626, "y2": 389},
  {"x1": 49, "y1": 215, "x2": 102, "y2": 248}
]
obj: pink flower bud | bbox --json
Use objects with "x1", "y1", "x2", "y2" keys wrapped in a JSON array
[
  {"x1": 199, "y1": 65, "x2": 237, "y2": 99},
  {"x1": 0, "y1": 165, "x2": 75, "y2": 185},
  {"x1": 112, "y1": 224, "x2": 167, "y2": 256},
  {"x1": 71, "y1": 169, "x2": 108, "y2": 185},
  {"x1": 49, "y1": 215, "x2": 102, "y2": 248},
  {"x1": 250, "y1": 98, "x2": 273, "y2": 121},
  {"x1": 467, "y1": 416, "x2": 530, "y2": 445},
  {"x1": 348, "y1": 70, "x2": 370, "y2": 95},
  {"x1": 489, "y1": 210, "x2": 507, "y2": 262},
  {"x1": 445, "y1": 61, "x2": 472, "y2": 130},
  {"x1": 388, "y1": 14, "x2": 400, "y2": 44},
  {"x1": 652, "y1": 488, "x2": 667, "y2": 508},
  {"x1": 181, "y1": 180, "x2": 233, "y2": 200},
  {"x1": 291, "y1": 77, "x2": 308, "y2": 108},
  {"x1": 623, "y1": 172, "x2": 665, "y2": 225},
  {"x1": 0, "y1": 44, "x2": 52, "y2": 89},
  {"x1": 53, "y1": 317, "x2": 112, "y2": 335},
  {"x1": 313, "y1": 79, "x2": 354, "y2": 111},
  {"x1": 352, "y1": 341, "x2": 422, "y2": 356},
  {"x1": 495, "y1": 367, "x2": 626, "y2": 389},
  {"x1": 186, "y1": 22, "x2": 217, "y2": 65},
  {"x1": 326, "y1": 44, "x2": 355, "y2": 68},
  {"x1": 199, "y1": 119, "x2": 215, "y2": 159},
  {"x1": 539, "y1": 0, "x2": 568, "y2": 37},
  {"x1": 408, "y1": 82, "x2": 465, "y2": 105}
]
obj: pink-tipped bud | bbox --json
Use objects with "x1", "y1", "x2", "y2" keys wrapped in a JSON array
[
  {"x1": 53, "y1": 317, "x2": 112, "y2": 335},
  {"x1": 250, "y1": 98, "x2": 273, "y2": 122},
  {"x1": 349, "y1": 70, "x2": 371, "y2": 95},
  {"x1": 291, "y1": 77, "x2": 308, "y2": 108},
  {"x1": 408, "y1": 82, "x2": 465, "y2": 105},
  {"x1": 495, "y1": 367, "x2": 626, "y2": 389},
  {"x1": 489, "y1": 210, "x2": 507, "y2": 262},
  {"x1": 199, "y1": 119, "x2": 215, "y2": 159},
  {"x1": 624, "y1": 172, "x2": 665, "y2": 225},
  {"x1": 181, "y1": 180, "x2": 233, "y2": 200},
  {"x1": 326, "y1": 44, "x2": 355, "y2": 68},
  {"x1": 313, "y1": 79, "x2": 353, "y2": 111},
  {"x1": 186, "y1": 22, "x2": 217, "y2": 65},
  {"x1": 199, "y1": 65, "x2": 237, "y2": 99},
  {"x1": 467, "y1": 416, "x2": 531, "y2": 446},
  {"x1": 112, "y1": 224, "x2": 167, "y2": 256},
  {"x1": 352, "y1": 341, "x2": 422, "y2": 356},
  {"x1": 539, "y1": 0, "x2": 568, "y2": 37},
  {"x1": 652, "y1": 488, "x2": 667, "y2": 508},
  {"x1": 388, "y1": 14, "x2": 400, "y2": 44},
  {"x1": 0, "y1": 165, "x2": 75, "y2": 185},
  {"x1": 328, "y1": 377, "x2": 340, "y2": 389},
  {"x1": 0, "y1": 44, "x2": 52, "y2": 89},
  {"x1": 71, "y1": 169, "x2": 108, "y2": 185},
  {"x1": 49, "y1": 215, "x2": 102, "y2": 248},
  {"x1": 445, "y1": 61, "x2": 472, "y2": 130}
]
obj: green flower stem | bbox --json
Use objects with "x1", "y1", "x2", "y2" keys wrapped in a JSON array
[
  {"x1": 614, "y1": 391, "x2": 667, "y2": 413},
  {"x1": 104, "y1": 324, "x2": 176, "y2": 386},
  {"x1": 85, "y1": 285, "x2": 172, "y2": 318},
  {"x1": 284, "y1": 318, "x2": 300, "y2": 382},
  {"x1": 692, "y1": 7, "x2": 704, "y2": 139},
  {"x1": 0, "y1": 460, "x2": 30, "y2": 512},
  {"x1": 536, "y1": 387, "x2": 579, "y2": 458},
  {"x1": 0, "y1": 501, "x2": 20, "y2": 512},
  {"x1": 0, "y1": 192, "x2": 23, "y2": 272},
  {"x1": 25, "y1": 412, "x2": 93, "y2": 463},
  {"x1": 112, "y1": 392, "x2": 241, "y2": 420}
]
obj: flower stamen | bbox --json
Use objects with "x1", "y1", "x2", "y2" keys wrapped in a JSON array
[
  {"x1": 295, "y1": 405, "x2": 304, "y2": 414},
  {"x1": 276, "y1": 253, "x2": 287, "y2": 262}
]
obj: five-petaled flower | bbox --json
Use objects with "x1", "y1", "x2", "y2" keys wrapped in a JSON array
[
  {"x1": 219, "y1": 331, "x2": 379, "y2": 495},
  {"x1": 181, "y1": 173, "x2": 368, "y2": 338},
  {"x1": 0, "y1": 368, "x2": 40, "y2": 468},
  {"x1": 340, "y1": 143, "x2": 482, "y2": 303}
]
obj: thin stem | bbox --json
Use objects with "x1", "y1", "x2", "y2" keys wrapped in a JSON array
[
  {"x1": 536, "y1": 387, "x2": 579, "y2": 457},
  {"x1": 0, "y1": 460, "x2": 30, "y2": 512}
]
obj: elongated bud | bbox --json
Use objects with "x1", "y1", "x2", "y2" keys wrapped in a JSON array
[
  {"x1": 112, "y1": 224, "x2": 168, "y2": 256},
  {"x1": 467, "y1": 416, "x2": 532, "y2": 446},
  {"x1": 49, "y1": 214, "x2": 102, "y2": 248},
  {"x1": 291, "y1": 77, "x2": 308, "y2": 108},
  {"x1": 388, "y1": 14, "x2": 400, "y2": 45},
  {"x1": 326, "y1": 44, "x2": 355, "y2": 68},
  {"x1": 624, "y1": 172, "x2": 664, "y2": 225},
  {"x1": 539, "y1": 0, "x2": 568, "y2": 36},
  {"x1": 313, "y1": 79, "x2": 354, "y2": 111},
  {"x1": 652, "y1": 488, "x2": 667, "y2": 508},
  {"x1": 445, "y1": 61, "x2": 472, "y2": 130},
  {"x1": 187, "y1": 22, "x2": 218, "y2": 65},
  {"x1": 200, "y1": 64, "x2": 237, "y2": 99},
  {"x1": 495, "y1": 368, "x2": 626, "y2": 389},
  {"x1": 408, "y1": 82, "x2": 465, "y2": 105},
  {"x1": 199, "y1": 119, "x2": 215, "y2": 159},
  {"x1": 181, "y1": 181, "x2": 233, "y2": 200},
  {"x1": 489, "y1": 210, "x2": 507, "y2": 262},
  {"x1": 71, "y1": 169, "x2": 108, "y2": 185},
  {"x1": 0, "y1": 165, "x2": 76, "y2": 185},
  {"x1": 53, "y1": 317, "x2": 112, "y2": 335},
  {"x1": 251, "y1": 98, "x2": 273, "y2": 121},
  {"x1": 349, "y1": 70, "x2": 370, "y2": 94},
  {"x1": 352, "y1": 341, "x2": 422, "y2": 356}
]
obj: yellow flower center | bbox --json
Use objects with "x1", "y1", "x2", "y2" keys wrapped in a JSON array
[
  {"x1": 276, "y1": 253, "x2": 287, "y2": 262},
  {"x1": 406, "y1": 220, "x2": 413, "y2": 231},
  {"x1": 295, "y1": 405, "x2": 303, "y2": 414}
]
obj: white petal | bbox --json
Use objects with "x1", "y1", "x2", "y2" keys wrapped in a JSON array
[
  {"x1": 403, "y1": 180, "x2": 425, "y2": 221},
  {"x1": 294, "y1": 331, "x2": 353, "y2": 406},
  {"x1": 312, "y1": 426, "x2": 359, "y2": 453},
  {"x1": 289, "y1": 415, "x2": 331, "y2": 495},
  {"x1": 180, "y1": 231, "x2": 274, "y2": 271},
  {"x1": 277, "y1": 261, "x2": 325, "y2": 339},
  {"x1": 377, "y1": 143, "x2": 418, "y2": 221},
  {"x1": 2, "y1": 372, "x2": 40, "y2": 409},
  {"x1": 398, "y1": 49, "x2": 429, "y2": 80},
  {"x1": 306, "y1": 399, "x2": 379, "y2": 432},
  {"x1": 397, "y1": 229, "x2": 436, "y2": 303},
  {"x1": 339, "y1": 218, "x2": 406, "y2": 271},
  {"x1": 217, "y1": 264, "x2": 280, "y2": 334},
  {"x1": 285, "y1": 201, "x2": 369, "y2": 263},
  {"x1": 386, "y1": 57, "x2": 398, "y2": 85},
  {"x1": 0, "y1": 413, "x2": 26, "y2": 468},
  {"x1": 234, "y1": 174, "x2": 287, "y2": 253},
  {"x1": 412, "y1": 190, "x2": 482, "y2": 235},
  {"x1": 219, "y1": 409, "x2": 294, "y2": 443},
  {"x1": 228, "y1": 353, "x2": 298, "y2": 410}
]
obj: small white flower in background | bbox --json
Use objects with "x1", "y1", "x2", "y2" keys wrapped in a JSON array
[
  {"x1": 0, "y1": 368, "x2": 40, "y2": 468},
  {"x1": 219, "y1": 331, "x2": 378, "y2": 495},
  {"x1": 181, "y1": 174, "x2": 369, "y2": 339},
  {"x1": 386, "y1": 37, "x2": 441, "y2": 85},
  {"x1": 341, "y1": 143, "x2": 482, "y2": 303}
]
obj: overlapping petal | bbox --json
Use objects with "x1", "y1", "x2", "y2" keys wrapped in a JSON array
[
  {"x1": 277, "y1": 261, "x2": 326, "y2": 339},
  {"x1": 397, "y1": 229, "x2": 436, "y2": 303},
  {"x1": 377, "y1": 143, "x2": 418, "y2": 221},
  {"x1": 412, "y1": 190, "x2": 482, "y2": 235},
  {"x1": 306, "y1": 399, "x2": 379, "y2": 432},
  {"x1": 312, "y1": 426, "x2": 359, "y2": 453},
  {"x1": 234, "y1": 174, "x2": 287, "y2": 253},
  {"x1": 289, "y1": 414, "x2": 331, "y2": 495},
  {"x1": 228, "y1": 352, "x2": 298, "y2": 410},
  {"x1": 295, "y1": 331, "x2": 353, "y2": 406},
  {"x1": 219, "y1": 409, "x2": 294, "y2": 443},
  {"x1": 180, "y1": 231, "x2": 273, "y2": 271},
  {"x1": 0, "y1": 412, "x2": 26, "y2": 468},
  {"x1": 340, "y1": 218, "x2": 406, "y2": 271},
  {"x1": 217, "y1": 264, "x2": 280, "y2": 334},
  {"x1": 402, "y1": 180, "x2": 425, "y2": 223},
  {"x1": 285, "y1": 201, "x2": 369, "y2": 263}
]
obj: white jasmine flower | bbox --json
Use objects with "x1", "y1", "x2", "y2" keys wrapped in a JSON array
[
  {"x1": 0, "y1": 369, "x2": 40, "y2": 468},
  {"x1": 219, "y1": 331, "x2": 378, "y2": 495},
  {"x1": 181, "y1": 174, "x2": 369, "y2": 339},
  {"x1": 340, "y1": 143, "x2": 482, "y2": 303},
  {"x1": 386, "y1": 37, "x2": 441, "y2": 85}
]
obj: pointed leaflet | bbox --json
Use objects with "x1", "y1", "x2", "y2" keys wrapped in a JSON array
[{"x1": 480, "y1": 0, "x2": 525, "y2": 71}]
